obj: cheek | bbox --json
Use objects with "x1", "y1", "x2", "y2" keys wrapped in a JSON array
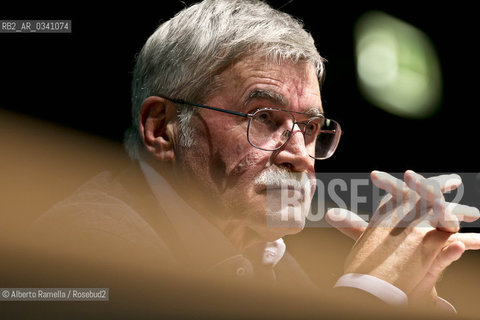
[
  {"x1": 183, "y1": 118, "x2": 267, "y2": 192},
  {"x1": 225, "y1": 146, "x2": 272, "y2": 191},
  {"x1": 211, "y1": 122, "x2": 267, "y2": 182},
  {"x1": 221, "y1": 152, "x2": 270, "y2": 216}
]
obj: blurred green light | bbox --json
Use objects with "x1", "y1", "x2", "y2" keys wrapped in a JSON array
[{"x1": 355, "y1": 11, "x2": 442, "y2": 118}]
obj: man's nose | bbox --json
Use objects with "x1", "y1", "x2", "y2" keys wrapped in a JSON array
[{"x1": 273, "y1": 125, "x2": 314, "y2": 172}]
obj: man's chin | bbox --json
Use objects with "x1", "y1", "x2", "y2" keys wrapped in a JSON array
[
  {"x1": 250, "y1": 224, "x2": 305, "y2": 243},
  {"x1": 261, "y1": 209, "x2": 307, "y2": 239}
]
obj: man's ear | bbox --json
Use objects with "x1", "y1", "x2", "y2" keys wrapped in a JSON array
[{"x1": 139, "y1": 96, "x2": 178, "y2": 162}]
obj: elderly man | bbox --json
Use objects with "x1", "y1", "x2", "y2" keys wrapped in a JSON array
[{"x1": 36, "y1": 0, "x2": 480, "y2": 316}]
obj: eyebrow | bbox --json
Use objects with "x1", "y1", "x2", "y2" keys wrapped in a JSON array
[
  {"x1": 303, "y1": 107, "x2": 324, "y2": 117},
  {"x1": 243, "y1": 89, "x2": 288, "y2": 108},
  {"x1": 243, "y1": 89, "x2": 323, "y2": 116}
]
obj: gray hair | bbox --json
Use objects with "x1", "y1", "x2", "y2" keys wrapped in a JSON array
[{"x1": 124, "y1": 0, "x2": 325, "y2": 160}]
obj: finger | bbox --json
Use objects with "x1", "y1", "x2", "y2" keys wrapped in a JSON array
[
  {"x1": 404, "y1": 170, "x2": 444, "y2": 205},
  {"x1": 434, "y1": 202, "x2": 480, "y2": 233},
  {"x1": 325, "y1": 208, "x2": 367, "y2": 241},
  {"x1": 427, "y1": 174, "x2": 462, "y2": 194},
  {"x1": 432, "y1": 199, "x2": 459, "y2": 233},
  {"x1": 410, "y1": 241, "x2": 465, "y2": 296},
  {"x1": 430, "y1": 241, "x2": 465, "y2": 278},
  {"x1": 404, "y1": 171, "x2": 459, "y2": 232},
  {"x1": 370, "y1": 171, "x2": 409, "y2": 200},
  {"x1": 448, "y1": 233, "x2": 480, "y2": 250},
  {"x1": 448, "y1": 202, "x2": 480, "y2": 223},
  {"x1": 436, "y1": 211, "x2": 460, "y2": 233},
  {"x1": 418, "y1": 173, "x2": 466, "y2": 232},
  {"x1": 405, "y1": 172, "x2": 462, "y2": 197}
]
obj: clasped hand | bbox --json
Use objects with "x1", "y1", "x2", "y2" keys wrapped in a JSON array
[{"x1": 326, "y1": 170, "x2": 480, "y2": 306}]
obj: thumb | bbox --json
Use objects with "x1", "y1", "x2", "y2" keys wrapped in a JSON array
[
  {"x1": 410, "y1": 241, "x2": 465, "y2": 297},
  {"x1": 325, "y1": 208, "x2": 368, "y2": 241}
]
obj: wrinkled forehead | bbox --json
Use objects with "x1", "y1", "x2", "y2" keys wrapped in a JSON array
[
  {"x1": 211, "y1": 56, "x2": 323, "y2": 114},
  {"x1": 226, "y1": 54, "x2": 320, "y2": 82}
]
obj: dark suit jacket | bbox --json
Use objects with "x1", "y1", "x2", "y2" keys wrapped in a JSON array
[{"x1": 34, "y1": 162, "x2": 313, "y2": 282}]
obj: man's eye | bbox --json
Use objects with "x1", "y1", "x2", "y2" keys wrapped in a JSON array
[
  {"x1": 305, "y1": 123, "x2": 318, "y2": 136},
  {"x1": 254, "y1": 111, "x2": 273, "y2": 123}
]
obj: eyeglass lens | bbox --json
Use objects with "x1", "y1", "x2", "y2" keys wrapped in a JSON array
[{"x1": 247, "y1": 109, "x2": 341, "y2": 160}]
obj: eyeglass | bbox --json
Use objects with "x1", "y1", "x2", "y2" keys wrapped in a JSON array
[{"x1": 160, "y1": 96, "x2": 342, "y2": 160}]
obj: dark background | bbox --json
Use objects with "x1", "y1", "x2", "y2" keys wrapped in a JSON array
[
  {"x1": 1, "y1": 2, "x2": 480, "y2": 315},
  {"x1": 1, "y1": 1, "x2": 478, "y2": 173},
  {"x1": 2, "y1": 2, "x2": 479, "y2": 231}
]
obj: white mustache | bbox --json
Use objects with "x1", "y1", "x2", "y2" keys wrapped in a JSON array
[{"x1": 254, "y1": 167, "x2": 311, "y2": 191}]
